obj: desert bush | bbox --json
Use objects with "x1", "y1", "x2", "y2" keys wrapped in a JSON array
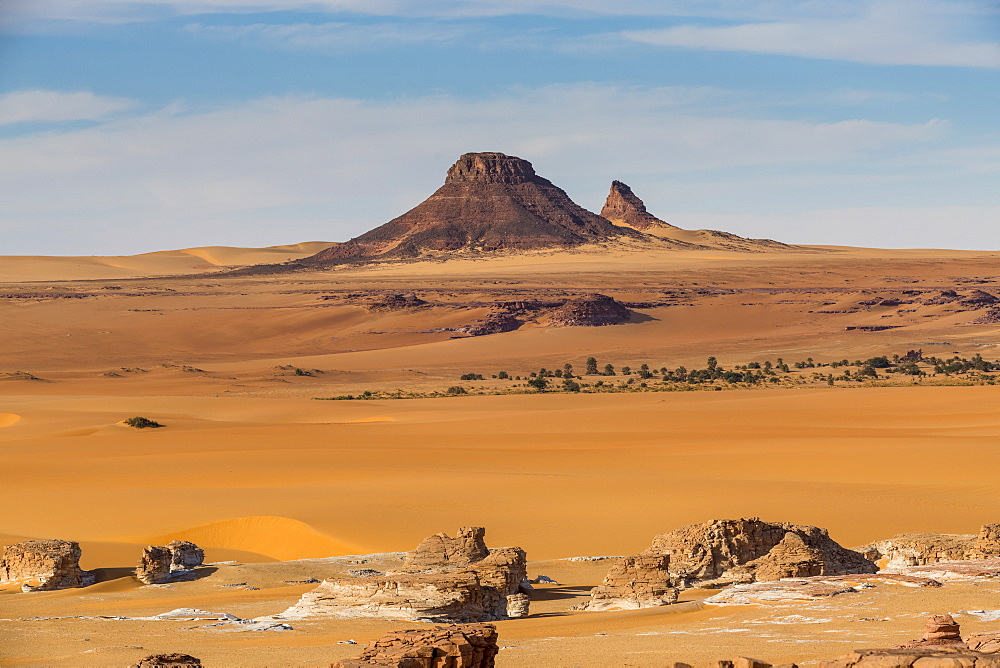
[{"x1": 123, "y1": 416, "x2": 162, "y2": 429}]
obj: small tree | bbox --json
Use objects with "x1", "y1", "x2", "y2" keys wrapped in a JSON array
[
  {"x1": 603, "y1": 364, "x2": 615, "y2": 376},
  {"x1": 586, "y1": 357, "x2": 599, "y2": 375},
  {"x1": 562, "y1": 379, "x2": 581, "y2": 392},
  {"x1": 621, "y1": 366, "x2": 632, "y2": 375},
  {"x1": 446, "y1": 385, "x2": 468, "y2": 395},
  {"x1": 527, "y1": 377, "x2": 549, "y2": 392},
  {"x1": 563, "y1": 363, "x2": 574, "y2": 378},
  {"x1": 498, "y1": 371, "x2": 510, "y2": 379}
]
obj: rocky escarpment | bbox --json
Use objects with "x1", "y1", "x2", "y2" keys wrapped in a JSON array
[
  {"x1": 306, "y1": 152, "x2": 640, "y2": 264},
  {"x1": 0, "y1": 539, "x2": 95, "y2": 592},
  {"x1": 333, "y1": 624, "x2": 499, "y2": 668},
  {"x1": 366, "y1": 294, "x2": 428, "y2": 312},
  {"x1": 135, "y1": 540, "x2": 205, "y2": 585},
  {"x1": 547, "y1": 294, "x2": 631, "y2": 327},
  {"x1": 856, "y1": 524, "x2": 1000, "y2": 568},
  {"x1": 277, "y1": 527, "x2": 530, "y2": 623},
  {"x1": 131, "y1": 654, "x2": 203, "y2": 667},
  {"x1": 579, "y1": 518, "x2": 875, "y2": 611}
]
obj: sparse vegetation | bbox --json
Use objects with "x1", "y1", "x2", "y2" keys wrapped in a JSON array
[{"x1": 123, "y1": 416, "x2": 162, "y2": 429}]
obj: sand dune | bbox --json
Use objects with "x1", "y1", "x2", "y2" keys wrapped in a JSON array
[
  {"x1": 147, "y1": 516, "x2": 361, "y2": 561},
  {"x1": 0, "y1": 241, "x2": 333, "y2": 282}
]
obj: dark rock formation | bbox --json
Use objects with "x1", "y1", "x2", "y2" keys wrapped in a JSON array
[
  {"x1": 132, "y1": 654, "x2": 202, "y2": 667},
  {"x1": 459, "y1": 311, "x2": 521, "y2": 336},
  {"x1": 600, "y1": 180, "x2": 678, "y2": 232},
  {"x1": 332, "y1": 624, "x2": 499, "y2": 668},
  {"x1": 961, "y1": 289, "x2": 999, "y2": 308},
  {"x1": 367, "y1": 294, "x2": 428, "y2": 312},
  {"x1": 0, "y1": 539, "x2": 94, "y2": 592},
  {"x1": 923, "y1": 289, "x2": 962, "y2": 305},
  {"x1": 970, "y1": 308, "x2": 1000, "y2": 324},
  {"x1": 307, "y1": 152, "x2": 638, "y2": 264},
  {"x1": 547, "y1": 294, "x2": 631, "y2": 327}
]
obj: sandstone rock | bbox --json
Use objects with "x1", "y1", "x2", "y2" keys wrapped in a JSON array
[
  {"x1": 277, "y1": 570, "x2": 490, "y2": 623},
  {"x1": 884, "y1": 558, "x2": 1000, "y2": 581},
  {"x1": 600, "y1": 180, "x2": 679, "y2": 232},
  {"x1": 976, "y1": 525, "x2": 1000, "y2": 556},
  {"x1": 0, "y1": 539, "x2": 94, "y2": 591},
  {"x1": 307, "y1": 152, "x2": 639, "y2": 264},
  {"x1": 132, "y1": 653, "x2": 202, "y2": 667},
  {"x1": 136, "y1": 545, "x2": 173, "y2": 585},
  {"x1": 406, "y1": 527, "x2": 490, "y2": 568},
  {"x1": 332, "y1": 623, "x2": 499, "y2": 668},
  {"x1": 967, "y1": 631, "x2": 1000, "y2": 654},
  {"x1": 896, "y1": 614, "x2": 968, "y2": 649},
  {"x1": 820, "y1": 648, "x2": 1000, "y2": 668},
  {"x1": 855, "y1": 532, "x2": 979, "y2": 568},
  {"x1": 647, "y1": 518, "x2": 877, "y2": 587},
  {"x1": 282, "y1": 528, "x2": 529, "y2": 623},
  {"x1": 548, "y1": 294, "x2": 632, "y2": 327},
  {"x1": 167, "y1": 540, "x2": 204, "y2": 572},
  {"x1": 579, "y1": 555, "x2": 679, "y2": 611}
]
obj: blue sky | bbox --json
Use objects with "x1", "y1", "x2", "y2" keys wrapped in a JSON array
[{"x1": 1, "y1": 0, "x2": 998, "y2": 254}]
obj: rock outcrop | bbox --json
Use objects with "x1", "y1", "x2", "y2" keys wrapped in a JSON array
[
  {"x1": 306, "y1": 152, "x2": 639, "y2": 264},
  {"x1": 547, "y1": 294, "x2": 631, "y2": 327},
  {"x1": 406, "y1": 527, "x2": 490, "y2": 568},
  {"x1": 366, "y1": 294, "x2": 428, "y2": 312},
  {"x1": 135, "y1": 541, "x2": 205, "y2": 584},
  {"x1": 0, "y1": 539, "x2": 94, "y2": 592},
  {"x1": 332, "y1": 624, "x2": 499, "y2": 668},
  {"x1": 168, "y1": 540, "x2": 205, "y2": 571},
  {"x1": 961, "y1": 290, "x2": 999, "y2": 308},
  {"x1": 579, "y1": 518, "x2": 875, "y2": 611},
  {"x1": 896, "y1": 614, "x2": 967, "y2": 649},
  {"x1": 856, "y1": 524, "x2": 1000, "y2": 567},
  {"x1": 459, "y1": 311, "x2": 521, "y2": 336},
  {"x1": 820, "y1": 648, "x2": 1000, "y2": 667},
  {"x1": 579, "y1": 555, "x2": 678, "y2": 611},
  {"x1": 132, "y1": 653, "x2": 202, "y2": 667},
  {"x1": 600, "y1": 180, "x2": 679, "y2": 232},
  {"x1": 968, "y1": 631, "x2": 1000, "y2": 654},
  {"x1": 279, "y1": 528, "x2": 529, "y2": 623},
  {"x1": 856, "y1": 532, "x2": 978, "y2": 567},
  {"x1": 648, "y1": 518, "x2": 877, "y2": 587}
]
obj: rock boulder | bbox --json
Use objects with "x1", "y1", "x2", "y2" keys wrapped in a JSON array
[{"x1": 548, "y1": 294, "x2": 631, "y2": 327}]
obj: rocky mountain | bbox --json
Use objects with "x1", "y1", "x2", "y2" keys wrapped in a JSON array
[
  {"x1": 600, "y1": 180, "x2": 792, "y2": 251},
  {"x1": 306, "y1": 152, "x2": 641, "y2": 264}
]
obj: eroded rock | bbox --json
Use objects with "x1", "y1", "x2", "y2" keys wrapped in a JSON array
[
  {"x1": 0, "y1": 539, "x2": 94, "y2": 592},
  {"x1": 136, "y1": 541, "x2": 205, "y2": 584},
  {"x1": 819, "y1": 648, "x2": 1000, "y2": 667},
  {"x1": 280, "y1": 528, "x2": 529, "y2": 623},
  {"x1": 855, "y1": 532, "x2": 979, "y2": 568},
  {"x1": 548, "y1": 294, "x2": 631, "y2": 327},
  {"x1": 579, "y1": 554, "x2": 678, "y2": 611},
  {"x1": 332, "y1": 623, "x2": 499, "y2": 668},
  {"x1": 895, "y1": 614, "x2": 967, "y2": 649}
]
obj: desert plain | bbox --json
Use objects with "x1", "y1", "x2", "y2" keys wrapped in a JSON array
[{"x1": 3, "y1": 237, "x2": 1000, "y2": 666}]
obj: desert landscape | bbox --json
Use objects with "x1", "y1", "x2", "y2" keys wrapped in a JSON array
[{"x1": 2, "y1": 152, "x2": 1000, "y2": 666}]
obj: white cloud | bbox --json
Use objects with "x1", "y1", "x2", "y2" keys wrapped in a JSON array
[
  {"x1": 621, "y1": 0, "x2": 1000, "y2": 68},
  {"x1": 0, "y1": 90, "x2": 138, "y2": 125},
  {"x1": 0, "y1": 84, "x2": 977, "y2": 255},
  {"x1": 182, "y1": 20, "x2": 470, "y2": 51}
]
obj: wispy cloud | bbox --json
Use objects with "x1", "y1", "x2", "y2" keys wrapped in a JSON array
[
  {"x1": 183, "y1": 20, "x2": 471, "y2": 52},
  {"x1": 620, "y1": 0, "x2": 1000, "y2": 68},
  {"x1": 0, "y1": 90, "x2": 139, "y2": 125},
  {"x1": 0, "y1": 84, "x2": 971, "y2": 255}
]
